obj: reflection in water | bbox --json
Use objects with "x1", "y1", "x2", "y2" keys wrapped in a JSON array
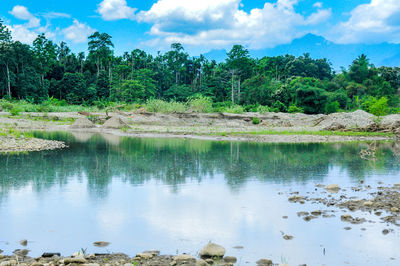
[{"x1": 0, "y1": 132, "x2": 399, "y2": 265}]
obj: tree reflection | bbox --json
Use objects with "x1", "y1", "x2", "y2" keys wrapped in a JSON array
[{"x1": 0, "y1": 132, "x2": 399, "y2": 202}]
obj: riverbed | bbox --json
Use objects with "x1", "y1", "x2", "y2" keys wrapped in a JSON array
[{"x1": 0, "y1": 132, "x2": 399, "y2": 265}]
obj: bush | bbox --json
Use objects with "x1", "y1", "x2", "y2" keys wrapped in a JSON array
[
  {"x1": 257, "y1": 105, "x2": 270, "y2": 114},
  {"x1": 144, "y1": 99, "x2": 187, "y2": 113},
  {"x1": 188, "y1": 96, "x2": 213, "y2": 113},
  {"x1": 325, "y1": 101, "x2": 340, "y2": 114},
  {"x1": 362, "y1": 96, "x2": 389, "y2": 116},
  {"x1": 10, "y1": 105, "x2": 23, "y2": 116},
  {"x1": 252, "y1": 117, "x2": 260, "y2": 125},
  {"x1": 0, "y1": 100, "x2": 14, "y2": 111},
  {"x1": 288, "y1": 104, "x2": 304, "y2": 113},
  {"x1": 223, "y1": 104, "x2": 245, "y2": 114},
  {"x1": 271, "y1": 101, "x2": 287, "y2": 113}
]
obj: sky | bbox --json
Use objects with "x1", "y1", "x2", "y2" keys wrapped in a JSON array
[{"x1": 1, "y1": 0, "x2": 400, "y2": 55}]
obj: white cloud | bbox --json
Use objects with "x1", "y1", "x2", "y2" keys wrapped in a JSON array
[
  {"x1": 313, "y1": 2, "x2": 323, "y2": 8},
  {"x1": 137, "y1": 0, "x2": 331, "y2": 50},
  {"x1": 43, "y1": 12, "x2": 71, "y2": 19},
  {"x1": 330, "y1": 0, "x2": 400, "y2": 44},
  {"x1": 62, "y1": 19, "x2": 96, "y2": 43},
  {"x1": 9, "y1": 5, "x2": 41, "y2": 28},
  {"x1": 8, "y1": 25, "x2": 38, "y2": 44},
  {"x1": 97, "y1": 0, "x2": 136, "y2": 21},
  {"x1": 306, "y1": 8, "x2": 332, "y2": 25}
]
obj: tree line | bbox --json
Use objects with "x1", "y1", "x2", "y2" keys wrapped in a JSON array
[{"x1": 1, "y1": 19, "x2": 399, "y2": 115}]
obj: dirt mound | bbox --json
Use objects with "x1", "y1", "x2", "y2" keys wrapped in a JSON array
[
  {"x1": 102, "y1": 116, "x2": 128, "y2": 129},
  {"x1": 319, "y1": 110, "x2": 376, "y2": 131},
  {"x1": 70, "y1": 117, "x2": 95, "y2": 129}
]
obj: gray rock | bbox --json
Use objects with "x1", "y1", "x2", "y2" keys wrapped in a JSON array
[
  {"x1": 93, "y1": 241, "x2": 110, "y2": 247},
  {"x1": 63, "y1": 256, "x2": 87, "y2": 264},
  {"x1": 195, "y1": 259, "x2": 209, "y2": 266},
  {"x1": 19, "y1": 240, "x2": 28, "y2": 246},
  {"x1": 173, "y1": 254, "x2": 196, "y2": 264},
  {"x1": 224, "y1": 256, "x2": 237, "y2": 263},
  {"x1": 256, "y1": 258, "x2": 273, "y2": 265},
  {"x1": 0, "y1": 260, "x2": 17, "y2": 266},
  {"x1": 199, "y1": 243, "x2": 226, "y2": 259}
]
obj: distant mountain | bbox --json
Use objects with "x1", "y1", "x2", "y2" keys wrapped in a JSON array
[{"x1": 202, "y1": 34, "x2": 400, "y2": 70}]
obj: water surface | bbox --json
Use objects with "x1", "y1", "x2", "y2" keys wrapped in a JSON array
[{"x1": 0, "y1": 132, "x2": 400, "y2": 265}]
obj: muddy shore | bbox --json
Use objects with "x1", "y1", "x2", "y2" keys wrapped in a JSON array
[{"x1": 0, "y1": 110, "x2": 398, "y2": 147}]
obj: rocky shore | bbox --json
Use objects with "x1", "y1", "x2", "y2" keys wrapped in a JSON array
[
  {"x1": 0, "y1": 136, "x2": 66, "y2": 153},
  {"x1": 0, "y1": 243, "x2": 284, "y2": 266}
]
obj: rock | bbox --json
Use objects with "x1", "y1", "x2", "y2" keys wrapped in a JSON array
[
  {"x1": 199, "y1": 243, "x2": 226, "y2": 259},
  {"x1": 205, "y1": 259, "x2": 214, "y2": 264},
  {"x1": 341, "y1": 214, "x2": 366, "y2": 224},
  {"x1": 70, "y1": 118, "x2": 95, "y2": 129},
  {"x1": 232, "y1": 246, "x2": 244, "y2": 249},
  {"x1": 19, "y1": 239, "x2": 28, "y2": 246},
  {"x1": 13, "y1": 249, "x2": 29, "y2": 257},
  {"x1": 195, "y1": 259, "x2": 209, "y2": 266},
  {"x1": 173, "y1": 254, "x2": 196, "y2": 264},
  {"x1": 256, "y1": 258, "x2": 273, "y2": 265},
  {"x1": 391, "y1": 207, "x2": 399, "y2": 212},
  {"x1": 93, "y1": 241, "x2": 110, "y2": 247},
  {"x1": 324, "y1": 122, "x2": 345, "y2": 131},
  {"x1": 282, "y1": 216, "x2": 288, "y2": 219},
  {"x1": 324, "y1": 184, "x2": 340, "y2": 192},
  {"x1": 224, "y1": 256, "x2": 237, "y2": 263},
  {"x1": 303, "y1": 215, "x2": 317, "y2": 222},
  {"x1": 363, "y1": 201, "x2": 374, "y2": 207},
  {"x1": 311, "y1": 210, "x2": 322, "y2": 216},
  {"x1": 283, "y1": 235, "x2": 293, "y2": 240},
  {"x1": 142, "y1": 250, "x2": 160, "y2": 256},
  {"x1": 42, "y1": 253, "x2": 61, "y2": 258},
  {"x1": 102, "y1": 116, "x2": 128, "y2": 129},
  {"x1": 63, "y1": 256, "x2": 87, "y2": 264},
  {"x1": 383, "y1": 229, "x2": 390, "y2": 235},
  {"x1": 344, "y1": 227, "x2": 352, "y2": 230},
  {"x1": 0, "y1": 260, "x2": 17, "y2": 266},
  {"x1": 86, "y1": 264, "x2": 100, "y2": 266},
  {"x1": 136, "y1": 253, "x2": 154, "y2": 260}
]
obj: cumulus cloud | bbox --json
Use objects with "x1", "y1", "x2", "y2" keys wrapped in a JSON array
[
  {"x1": 306, "y1": 8, "x2": 332, "y2": 25},
  {"x1": 330, "y1": 0, "x2": 400, "y2": 44},
  {"x1": 313, "y1": 2, "x2": 323, "y2": 8},
  {"x1": 9, "y1": 5, "x2": 41, "y2": 28},
  {"x1": 62, "y1": 19, "x2": 96, "y2": 43},
  {"x1": 97, "y1": 0, "x2": 137, "y2": 20},
  {"x1": 137, "y1": 0, "x2": 331, "y2": 50}
]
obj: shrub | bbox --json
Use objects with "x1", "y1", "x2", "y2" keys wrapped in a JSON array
[
  {"x1": 257, "y1": 105, "x2": 270, "y2": 114},
  {"x1": 188, "y1": 96, "x2": 213, "y2": 113},
  {"x1": 144, "y1": 99, "x2": 187, "y2": 113},
  {"x1": 0, "y1": 101, "x2": 14, "y2": 111},
  {"x1": 288, "y1": 104, "x2": 304, "y2": 114},
  {"x1": 10, "y1": 105, "x2": 22, "y2": 116},
  {"x1": 271, "y1": 101, "x2": 287, "y2": 113},
  {"x1": 223, "y1": 104, "x2": 245, "y2": 114},
  {"x1": 325, "y1": 101, "x2": 340, "y2": 114},
  {"x1": 362, "y1": 96, "x2": 389, "y2": 116},
  {"x1": 252, "y1": 117, "x2": 260, "y2": 125}
]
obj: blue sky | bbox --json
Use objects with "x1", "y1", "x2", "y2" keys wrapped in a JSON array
[{"x1": 1, "y1": 0, "x2": 399, "y2": 55}]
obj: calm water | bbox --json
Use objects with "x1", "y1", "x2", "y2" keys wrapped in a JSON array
[{"x1": 1, "y1": 132, "x2": 400, "y2": 265}]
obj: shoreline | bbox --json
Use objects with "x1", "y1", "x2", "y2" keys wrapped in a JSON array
[{"x1": 0, "y1": 110, "x2": 399, "y2": 152}]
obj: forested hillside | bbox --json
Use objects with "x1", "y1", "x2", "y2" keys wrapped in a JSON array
[{"x1": 0, "y1": 19, "x2": 399, "y2": 115}]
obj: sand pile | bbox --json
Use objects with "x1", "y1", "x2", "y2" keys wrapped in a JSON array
[
  {"x1": 70, "y1": 117, "x2": 95, "y2": 129},
  {"x1": 102, "y1": 116, "x2": 128, "y2": 129}
]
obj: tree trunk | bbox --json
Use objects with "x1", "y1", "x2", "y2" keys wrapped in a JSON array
[
  {"x1": 6, "y1": 62, "x2": 11, "y2": 97},
  {"x1": 231, "y1": 74, "x2": 234, "y2": 104},
  {"x1": 238, "y1": 79, "x2": 241, "y2": 103}
]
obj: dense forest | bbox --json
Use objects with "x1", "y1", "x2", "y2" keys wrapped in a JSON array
[{"x1": 0, "y1": 19, "x2": 399, "y2": 115}]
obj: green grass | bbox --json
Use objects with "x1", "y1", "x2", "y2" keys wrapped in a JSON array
[
  {"x1": 210, "y1": 130, "x2": 394, "y2": 137},
  {"x1": 0, "y1": 127, "x2": 34, "y2": 138}
]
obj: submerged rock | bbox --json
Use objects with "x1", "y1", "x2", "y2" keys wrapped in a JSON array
[
  {"x1": 93, "y1": 241, "x2": 110, "y2": 247},
  {"x1": 324, "y1": 184, "x2": 340, "y2": 192},
  {"x1": 199, "y1": 243, "x2": 226, "y2": 259}
]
